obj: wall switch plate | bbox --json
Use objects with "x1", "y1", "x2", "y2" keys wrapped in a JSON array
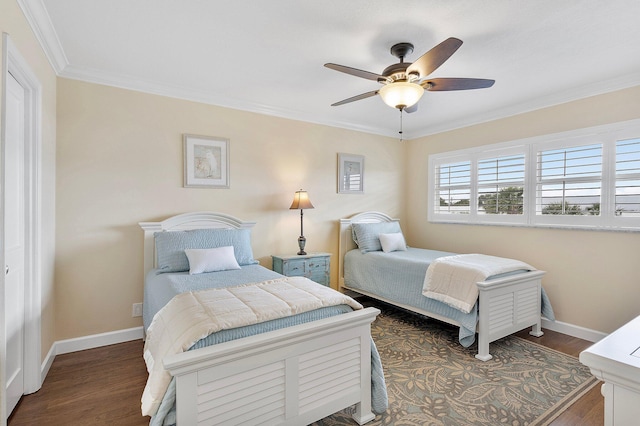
[{"x1": 132, "y1": 303, "x2": 143, "y2": 317}]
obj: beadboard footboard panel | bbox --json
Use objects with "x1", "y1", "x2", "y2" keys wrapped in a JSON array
[{"x1": 164, "y1": 307, "x2": 380, "y2": 426}]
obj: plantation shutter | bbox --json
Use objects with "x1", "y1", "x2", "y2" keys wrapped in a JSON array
[
  {"x1": 434, "y1": 161, "x2": 471, "y2": 214},
  {"x1": 536, "y1": 144, "x2": 602, "y2": 215},
  {"x1": 615, "y1": 138, "x2": 640, "y2": 216},
  {"x1": 477, "y1": 154, "x2": 525, "y2": 215}
]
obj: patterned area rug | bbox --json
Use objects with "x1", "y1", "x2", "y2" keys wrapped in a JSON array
[{"x1": 313, "y1": 299, "x2": 598, "y2": 426}]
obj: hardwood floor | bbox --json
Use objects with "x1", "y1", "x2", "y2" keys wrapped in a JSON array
[
  {"x1": 8, "y1": 340, "x2": 149, "y2": 426},
  {"x1": 8, "y1": 329, "x2": 603, "y2": 426}
]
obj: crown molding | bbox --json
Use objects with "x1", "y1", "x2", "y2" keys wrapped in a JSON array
[
  {"x1": 411, "y1": 72, "x2": 640, "y2": 139},
  {"x1": 61, "y1": 61, "x2": 640, "y2": 141},
  {"x1": 18, "y1": 0, "x2": 68, "y2": 73},
  {"x1": 59, "y1": 63, "x2": 400, "y2": 138}
]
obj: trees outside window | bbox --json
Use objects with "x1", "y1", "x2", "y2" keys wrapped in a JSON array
[
  {"x1": 542, "y1": 202, "x2": 584, "y2": 215},
  {"x1": 478, "y1": 186, "x2": 523, "y2": 214}
]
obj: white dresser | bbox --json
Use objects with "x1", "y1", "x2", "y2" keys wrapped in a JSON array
[{"x1": 579, "y1": 315, "x2": 640, "y2": 426}]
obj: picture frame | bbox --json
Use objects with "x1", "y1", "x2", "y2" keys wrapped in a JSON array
[
  {"x1": 337, "y1": 153, "x2": 364, "y2": 194},
  {"x1": 183, "y1": 134, "x2": 230, "y2": 188}
]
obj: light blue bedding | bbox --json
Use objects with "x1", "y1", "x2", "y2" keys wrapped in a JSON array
[
  {"x1": 144, "y1": 265, "x2": 388, "y2": 425},
  {"x1": 344, "y1": 248, "x2": 555, "y2": 347}
]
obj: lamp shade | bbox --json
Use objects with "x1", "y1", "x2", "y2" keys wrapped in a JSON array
[
  {"x1": 289, "y1": 190, "x2": 314, "y2": 210},
  {"x1": 379, "y1": 81, "x2": 424, "y2": 109}
]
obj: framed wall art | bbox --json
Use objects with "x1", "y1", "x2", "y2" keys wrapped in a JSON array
[
  {"x1": 337, "y1": 153, "x2": 364, "y2": 194},
  {"x1": 183, "y1": 134, "x2": 230, "y2": 188}
]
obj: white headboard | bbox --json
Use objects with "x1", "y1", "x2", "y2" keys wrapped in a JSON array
[
  {"x1": 338, "y1": 211, "x2": 399, "y2": 290},
  {"x1": 139, "y1": 211, "x2": 256, "y2": 276}
]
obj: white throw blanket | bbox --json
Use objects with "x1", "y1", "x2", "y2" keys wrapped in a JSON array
[
  {"x1": 422, "y1": 254, "x2": 534, "y2": 314},
  {"x1": 141, "y1": 276, "x2": 363, "y2": 417}
]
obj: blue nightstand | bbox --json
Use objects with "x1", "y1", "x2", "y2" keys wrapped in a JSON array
[{"x1": 271, "y1": 252, "x2": 331, "y2": 286}]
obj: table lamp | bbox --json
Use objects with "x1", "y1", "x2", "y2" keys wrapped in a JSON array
[{"x1": 289, "y1": 189, "x2": 314, "y2": 255}]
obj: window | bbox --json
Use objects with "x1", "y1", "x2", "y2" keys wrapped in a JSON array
[
  {"x1": 477, "y1": 154, "x2": 525, "y2": 215},
  {"x1": 428, "y1": 119, "x2": 640, "y2": 231},
  {"x1": 615, "y1": 138, "x2": 640, "y2": 217},
  {"x1": 434, "y1": 161, "x2": 471, "y2": 214},
  {"x1": 537, "y1": 144, "x2": 602, "y2": 216}
]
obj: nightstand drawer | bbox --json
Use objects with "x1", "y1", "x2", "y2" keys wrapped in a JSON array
[
  {"x1": 271, "y1": 253, "x2": 331, "y2": 286},
  {"x1": 306, "y1": 258, "x2": 328, "y2": 272}
]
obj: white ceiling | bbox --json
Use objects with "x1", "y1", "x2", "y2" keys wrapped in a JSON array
[{"x1": 20, "y1": 0, "x2": 640, "y2": 139}]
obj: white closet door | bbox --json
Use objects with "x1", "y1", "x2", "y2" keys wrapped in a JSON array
[{"x1": 4, "y1": 71, "x2": 26, "y2": 417}]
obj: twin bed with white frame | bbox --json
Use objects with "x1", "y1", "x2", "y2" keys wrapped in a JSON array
[
  {"x1": 338, "y1": 211, "x2": 550, "y2": 361},
  {"x1": 140, "y1": 211, "x2": 383, "y2": 426}
]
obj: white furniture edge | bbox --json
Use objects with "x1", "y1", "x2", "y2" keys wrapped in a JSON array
[
  {"x1": 338, "y1": 211, "x2": 546, "y2": 361},
  {"x1": 140, "y1": 211, "x2": 379, "y2": 425},
  {"x1": 580, "y1": 315, "x2": 640, "y2": 426}
]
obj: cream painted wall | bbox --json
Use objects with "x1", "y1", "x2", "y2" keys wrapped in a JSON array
[
  {"x1": 55, "y1": 78, "x2": 403, "y2": 340},
  {"x1": 1, "y1": 0, "x2": 57, "y2": 363},
  {"x1": 406, "y1": 86, "x2": 640, "y2": 335}
]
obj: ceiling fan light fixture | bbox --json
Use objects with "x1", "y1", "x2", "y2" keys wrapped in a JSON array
[{"x1": 379, "y1": 81, "x2": 424, "y2": 110}]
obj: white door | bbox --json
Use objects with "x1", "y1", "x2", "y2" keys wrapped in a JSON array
[{"x1": 4, "y1": 71, "x2": 26, "y2": 417}]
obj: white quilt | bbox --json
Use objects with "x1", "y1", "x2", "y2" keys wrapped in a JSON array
[
  {"x1": 422, "y1": 254, "x2": 534, "y2": 314},
  {"x1": 141, "y1": 276, "x2": 363, "y2": 417}
]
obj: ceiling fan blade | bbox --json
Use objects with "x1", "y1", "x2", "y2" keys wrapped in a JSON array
[
  {"x1": 406, "y1": 37, "x2": 463, "y2": 78},
  {"x1": 423, "y1": 78, "x2": 495, "y2": 91},
  {"x1": 324, "y1": 63, "x2": 385, "y2": 82},
  {"x1": 404, "y1": 104, "x2": 419, "y2": 114},
  {"x1": 330, "y1": 90, "x2": 379, "y2": 106}
]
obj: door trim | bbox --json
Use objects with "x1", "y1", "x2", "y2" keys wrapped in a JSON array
[{"x1": 1, "y1": 33, "x2": 43, "y2": 415}]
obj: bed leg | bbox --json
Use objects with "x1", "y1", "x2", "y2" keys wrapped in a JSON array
[
  {"x1": 475, "y1": 335, "x2": 493, "y2": 361},
  {"x1": 352, "y1": 403, "x2": 375, "y2": 425},
  {"x1": 529, "y1": 322, "x2": 544, "y2": 337}
]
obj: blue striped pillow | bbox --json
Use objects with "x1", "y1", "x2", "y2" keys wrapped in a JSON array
[{"x1": 352, "y1": 221, "x2": 403, "y2": 253}]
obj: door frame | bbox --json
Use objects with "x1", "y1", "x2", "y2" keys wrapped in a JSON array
[{"x1": 1, "y1": 32, "x2": 43, "y2": 419}]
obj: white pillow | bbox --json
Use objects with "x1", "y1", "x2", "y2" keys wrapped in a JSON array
[
  {"x1": 379, "y1": 232, "x2": 407, "y2": 253},
  {"x1": 184, "y1": 246, "x2": 241, "y2": 274}
]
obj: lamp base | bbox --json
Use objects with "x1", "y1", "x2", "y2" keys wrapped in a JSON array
[{"x1": 297, "y1": 235, "x2": 307, "y2": 255}]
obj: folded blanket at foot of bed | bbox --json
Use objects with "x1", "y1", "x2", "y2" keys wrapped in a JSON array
[{"x1": 422, "y1": 253, "x2": 535, "y2": 314}]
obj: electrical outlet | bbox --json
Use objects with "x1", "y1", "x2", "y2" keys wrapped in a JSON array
[{"x1": 132, "y1": 303, "x2": 143, "y2": 317}]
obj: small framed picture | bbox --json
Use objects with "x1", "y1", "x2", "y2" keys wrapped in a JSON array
[
  {"x1": 338, "y1": 153, "x2": 364, "y2": 194},
  {"x1": 183, "y1": 134, "x2": 230, "y2": 188}
]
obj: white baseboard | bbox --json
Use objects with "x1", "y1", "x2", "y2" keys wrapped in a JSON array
[
  {"x1": 56, "y1": 326, "x2": 144, "y2": 355},
  {"x1": 41, "y1": 326, "x2": 144, "y2": 383},
  {"x1": 542, "y1": 318, "x2": 607, "y2": 343},
  {"x1": 40, "y1": 343, "x2": 56, "y2": 387}
]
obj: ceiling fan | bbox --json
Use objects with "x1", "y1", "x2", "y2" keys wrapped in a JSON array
[{"x1": 325, "y1": 37, "x2": 495, "y2": 113}]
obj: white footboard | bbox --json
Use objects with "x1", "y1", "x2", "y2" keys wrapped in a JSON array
[
  {"x1": 163, "y1": 307, "x2": 381, "y2": 426},
  {"x1": 475, "y1": 270, "x2": 545, "y2": 361}
]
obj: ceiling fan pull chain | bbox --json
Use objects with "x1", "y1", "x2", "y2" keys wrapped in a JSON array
[{"x1": 399, "y1": 108, "x2": 403, "y2": 142}]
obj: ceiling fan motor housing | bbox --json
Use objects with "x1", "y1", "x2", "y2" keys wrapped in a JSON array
[{"x1": 382, "y1": 43, "x2": 421, "y2": 82}]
